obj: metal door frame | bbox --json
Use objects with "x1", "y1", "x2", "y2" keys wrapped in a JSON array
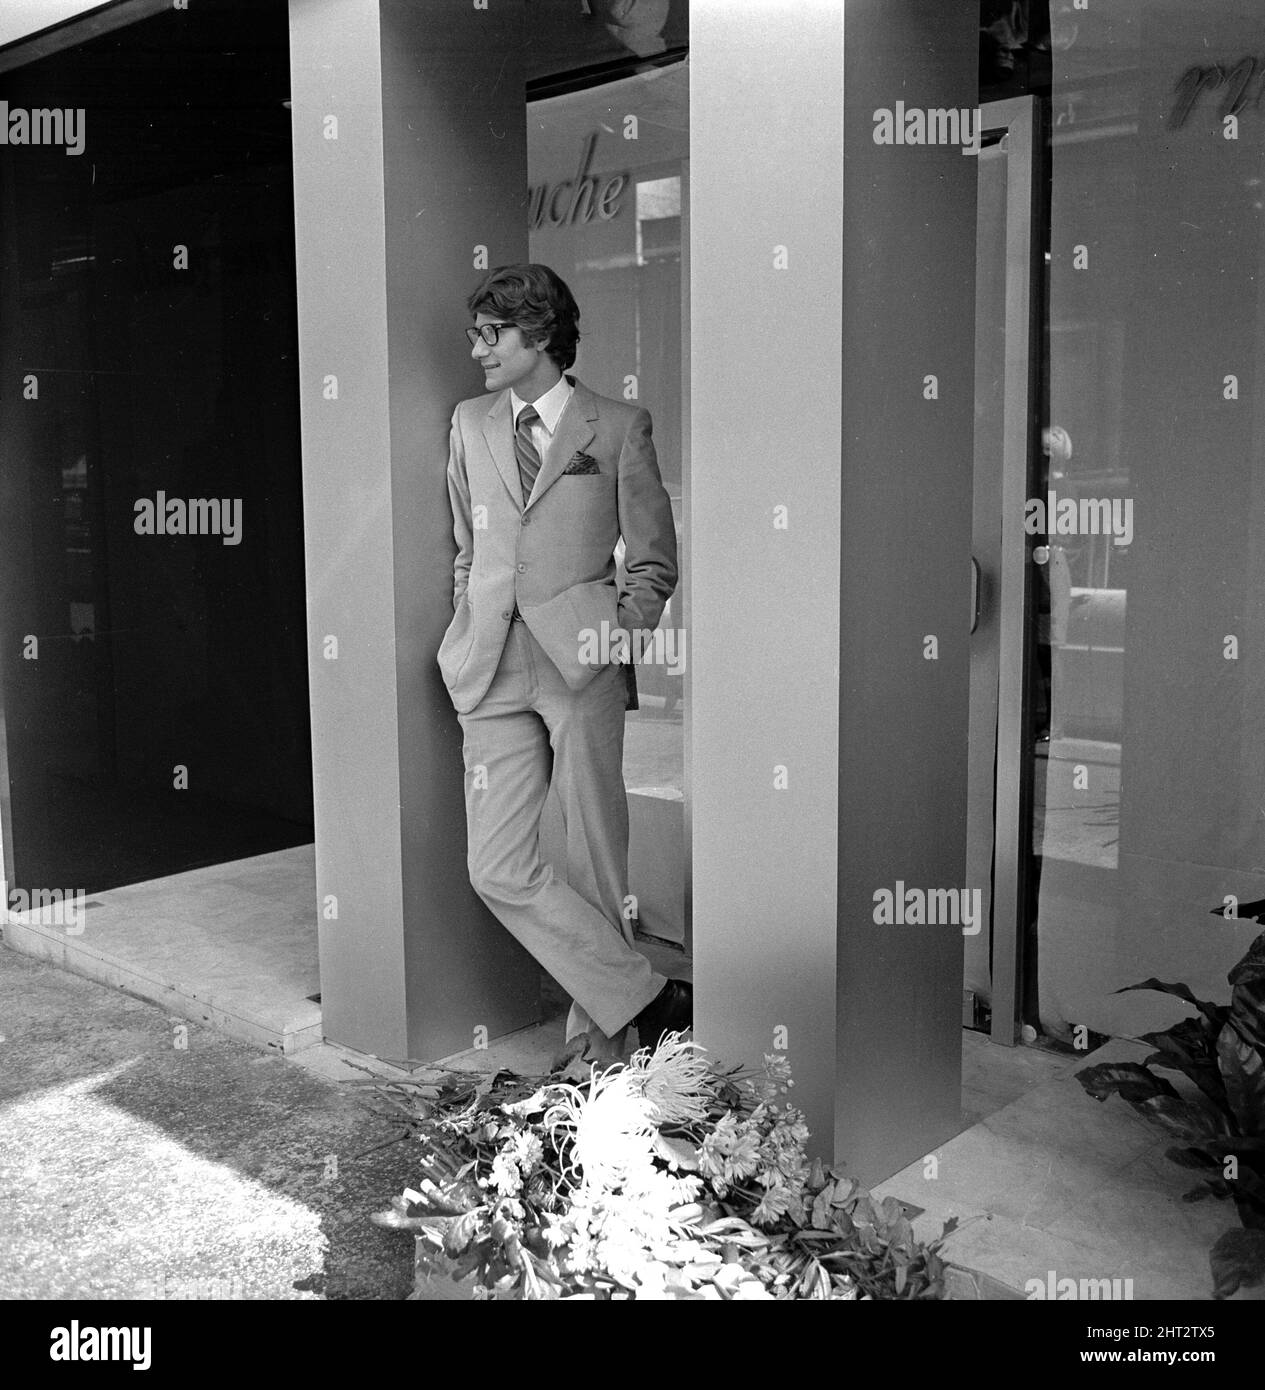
[{"x1": 968, "y1": 95, "x2": 1045, "y2": 1046}]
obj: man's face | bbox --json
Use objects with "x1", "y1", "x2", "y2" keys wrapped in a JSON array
[{"x1": 470, "y1": 310, "x2": 554, "y2": 397}]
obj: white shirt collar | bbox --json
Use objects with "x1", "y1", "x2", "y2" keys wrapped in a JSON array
[{"x1": 511, "y1": 374, "x2": 573, "y2": 435}]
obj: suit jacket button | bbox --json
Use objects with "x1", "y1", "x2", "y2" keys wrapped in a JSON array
[
  {"x1": 517, "y1": 563, "x2": 526, "y2": 572},
  {"x1": 501, "y1": 611, "x2": 511, "y2": 620}
]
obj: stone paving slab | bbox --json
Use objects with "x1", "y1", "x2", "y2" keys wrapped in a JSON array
[{"x1": 0, "y1": 943, "x2": 423, "y2": 1300}]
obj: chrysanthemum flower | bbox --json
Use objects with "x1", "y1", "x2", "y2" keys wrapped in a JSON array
[
  {"x1": 751, "y1": 1184, "x2": 794, "y2": 1228},
  {"x1": 544, "y1": 1064, "x2": 656, "y2": 1195},
  {"x1": 490, "y1": 1150, "x2": 523, "y2": 1197},
  {"x1": 625, "y1": 1032, "x2": 713, "y2": 1126}
]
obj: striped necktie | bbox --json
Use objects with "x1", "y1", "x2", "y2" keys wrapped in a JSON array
[{"x1": 515, "y1": 404, "x2": 542, "y2": 507}]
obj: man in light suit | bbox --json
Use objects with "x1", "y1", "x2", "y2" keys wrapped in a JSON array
[{"x1": 439, "y1": 263, "x2": 691, "y2": 1056}]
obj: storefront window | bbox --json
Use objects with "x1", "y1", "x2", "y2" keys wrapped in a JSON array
[
  {"x1": 527, "y1": 59, "x2": 688, "y2": 943},
  {"x1": 1029, "y1": 0, "x2": 1265, "y2": 1041},
  {"x1": 0, "y1": 3, "x2": 312, "y2": 897}
]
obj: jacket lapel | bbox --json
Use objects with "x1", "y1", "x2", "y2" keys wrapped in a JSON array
[
  {"x1": 481, "y1": 390, "x2": 523, "y2": 507},
  {"x1": 525, "y1": 377, "x2": 597, "y2": 513}
]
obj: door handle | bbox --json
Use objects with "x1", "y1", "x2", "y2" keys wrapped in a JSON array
[{"x1": 970, "y1": 556, "x2": 982, "y2": 634}]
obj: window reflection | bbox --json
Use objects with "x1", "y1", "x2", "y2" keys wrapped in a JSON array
[
  {"x1": 527, "y1": 60, "x2": 687, "y2": 942},
  {"x1": 1030, "y1": 0, "x2": 1265, "y2": 1047}
]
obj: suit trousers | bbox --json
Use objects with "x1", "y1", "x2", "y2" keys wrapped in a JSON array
[{"x1": 458, "y1": 619, "x2": 665, "y2": 1044}]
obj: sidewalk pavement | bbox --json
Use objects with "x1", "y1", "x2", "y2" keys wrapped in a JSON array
[{"x1": 0, "y1": 943, "x2": 428, "y2": 1301}]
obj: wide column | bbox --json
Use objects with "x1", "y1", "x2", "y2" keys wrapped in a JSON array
[
  {"x1": 836, "y1": 1, "x2": 978, "y2": 1180},
  {"x1": 690, "y1": 0, "x2": 845, "y2": 1153},
  {"x1": 288, "y1": 0, "x2": 538, "y2": 1060},
  {"x1": 691, "y1": 0, "x2": 978, "y2": 1181}
]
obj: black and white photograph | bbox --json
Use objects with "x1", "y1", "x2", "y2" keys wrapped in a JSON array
[{"x1": 0, "y1": 0, "x2": 1260, "y2": 1356}]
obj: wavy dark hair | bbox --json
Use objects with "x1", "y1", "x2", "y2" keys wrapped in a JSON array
[{"x1": 466, "y1": 263, "x2": 581, "y2": 372}]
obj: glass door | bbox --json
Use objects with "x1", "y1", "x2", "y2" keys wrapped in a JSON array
[
  {"x1": 1020, "y1": 0, "x2": 1265, "y2": 1052},
  {"x1": 973, "y1": 0, "x2": 1265, "y2": 1053}
]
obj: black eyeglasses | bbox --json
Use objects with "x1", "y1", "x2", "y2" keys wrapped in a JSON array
[{"x1": 465, "y1": 322, "x2": 518, "y2": 347}]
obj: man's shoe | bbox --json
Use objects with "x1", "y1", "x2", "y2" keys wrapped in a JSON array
[{"x1": 634, "y1": 979, "x2": 692, "y2": 1049}]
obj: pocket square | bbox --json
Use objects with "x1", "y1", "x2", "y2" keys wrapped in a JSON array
[{"x1": 563, "y1": 452, "x2": 601, "y2": 475}]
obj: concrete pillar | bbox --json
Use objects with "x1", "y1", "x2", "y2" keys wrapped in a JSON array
[
  {"x1": 691, "y1": 0, "x2": 977, "y2": 1181},
  {"x1": 836, "y1": 0, "x2": 978, "y2": 1180},
  {"x1": 288, "y1": 0, "x2": 538, "y2": 1060},
  {"x1": 690, "y1": 0, "x2": 845, "y2": 1157}
]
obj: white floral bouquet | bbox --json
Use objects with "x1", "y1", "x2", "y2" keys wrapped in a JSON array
[{"x1": 370, "y1": 1035, "x2": 955, "y2": 1301}]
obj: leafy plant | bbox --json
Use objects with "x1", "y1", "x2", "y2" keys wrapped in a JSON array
[
  {"x1": 1076, "y1": 930, "x2": 1265, "y2": 1298},
  {"x1": 369, "y1": 1036, "x2": 959, "y2": 1300}
]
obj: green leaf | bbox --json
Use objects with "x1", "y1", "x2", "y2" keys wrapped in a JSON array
[
  {"x1": 370, "y1": 1208, "x2": 450, "y2": 1233},
  {"x1": 1217, "y1": 1021, "x2": 1265, "y2": 1134},
  {"x1": 850, "y1": 1194, "x2": 878, "y2": 1229},
  {"x1": 525, "y1": 1251, "x2": 565, "y2": 1287},
  {"x1": 1227, "y1": 929, "x2": 1265, "y2": 988},
  {"x1": 652, "y1": 1132, "x2": 701, "y2": 1171},
  {"x1": 1139, "y1": 1018, "x2": 1230, "y2": 1111},
  {"x1": 1164, "y1": 1145, "x2": 1219, "y2": 1172},
  {"x1": 810, "y1": 1185, "x2": 834, "y2": 1233},
  {"x1": 1128, "y1": 1093, "x2": 1226, "y2": 1143},
  {"x1": 888, "y1": 1216, "x2": 915, "y2": 1250},
  {"x1": 878, "y1": 1195, "x2": 908, "y2": 1227},
  {"x1": 1210, "y1": 1226, "x2": 1265, "y2": 1299},
  {"x1": 830, "y1": 1208, "x2": 854, "y2": 1239},
  {"x1": 1229, "y1": 934, "x2": 1265, "y2": 1057},
  {"x1": 668, "y1": 1201, "x2": 705, "y2": 1225},
  {"x1": 443, "y1": 1209, "x2": 482, "y2": 1257},
  {"x1": 1141, "y1": 1015, "x2": 1219, "y2": 1059},
  {"x1": 1228, "y1": 1169, "x2": 1265, "y2": 1229},
  {"x1": 1115, "y1": 977, "x2": 1225, "y2": 1025},
  {"x1": 1203, "y1": 1136, "x2": 1265, "y2": 1156},
  {"x1": 1076, "y1": 1061, "x2": 1181, "y2": 1105},
  {"x1": 700, "y1": 1216, "x2": 760, "y2": 1236},
  {"x1": 447, "y1": 1246, "x2": 483, "y2": 1281}
]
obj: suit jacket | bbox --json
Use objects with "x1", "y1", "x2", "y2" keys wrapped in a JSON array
[{"x1": 438, "y1": 375, "x2": 679, "y2": 715}]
